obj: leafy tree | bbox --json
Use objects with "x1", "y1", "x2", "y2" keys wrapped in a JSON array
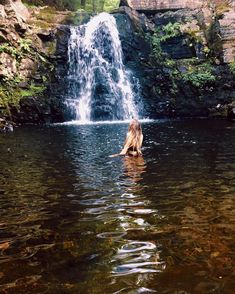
[{"x1": 23, "y1": 0, "x2": 119, "y2": 11}]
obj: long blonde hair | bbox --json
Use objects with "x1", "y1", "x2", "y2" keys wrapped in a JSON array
[{"x1": 120, "y1": 119, "x2": 143, "y2": 156}]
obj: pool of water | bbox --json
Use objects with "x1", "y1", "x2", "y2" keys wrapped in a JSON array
[{"x1": 0, "y1": 119, "x2": 234, "y2": 293}]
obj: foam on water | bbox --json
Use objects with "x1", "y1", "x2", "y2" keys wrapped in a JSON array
[{"x1": 54, "y1": 118, "x2": 154, "y2": 126}]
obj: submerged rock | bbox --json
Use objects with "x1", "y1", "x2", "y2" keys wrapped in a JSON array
[{"x1": 0, "y1": 118, "x2": 14, "y2": 132}]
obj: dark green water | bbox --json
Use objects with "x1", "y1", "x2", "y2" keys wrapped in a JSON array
[{"x1": 0, "y1": 120, "x2": 234, "y2": 293}]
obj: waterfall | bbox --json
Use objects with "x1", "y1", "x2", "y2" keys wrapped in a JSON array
[{"x1": 66, "y1": 13, "x2": 141, "y2": 122}]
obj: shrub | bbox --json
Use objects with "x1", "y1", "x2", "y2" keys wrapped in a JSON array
[
  {"x1": 149, "y1": 22, "x2": 181, "y2": 63},
  {"x1": 182, "y1": 63, "x2": 216, "y2": 87}
]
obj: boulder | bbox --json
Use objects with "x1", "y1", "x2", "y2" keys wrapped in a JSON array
[{"x1": 0, "y1": 31, "x2": 7, "y2": 42}]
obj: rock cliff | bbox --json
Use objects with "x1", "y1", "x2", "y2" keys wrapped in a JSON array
[
  {"x1": 120, "y1": 0, "x2": 204, "y2": 11},
  {"x1": 121, "y1": 0, "x2": 235, "y2": 63},
  {"x1": 116, "y1": 0, "x2": 235, "y2": 118},
  {"x1": 0, "y1": 0, "x2": 72, "y2": 123}
]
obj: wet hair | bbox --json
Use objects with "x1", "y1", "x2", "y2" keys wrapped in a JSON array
[{"x1": 120, "y1": 119, "x2": 143, "y2": 156}]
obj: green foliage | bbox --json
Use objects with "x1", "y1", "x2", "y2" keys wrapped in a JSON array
[
  {"x1": 0, "y1": 82, "x2": 22, "y2": 117},
  {"x1": 228, "y1": 61, "x2": 235, "y2": 74},
  {"x1": 160, "y1": 22, "x2": 181, "y2": 42},
  {"x1": 150, "y1": 32, "x2": 162, "y2": 61},
  {"x1": 0, "y1": 43, "x2": 21, "y2": 58},
  {"x1": 0, "y1": 78, "x2": 46, "y2": 118},
  {"x1": 0, "y1": 38, "x2": 32, "y2": 60},
  {"x1": 103, "y1": 0, "x2": 119, "y2": 12},
  {"x1": 20, "y1": 83, "x2": 46, "y2": 97},
  {"x1": 18, "y1": 38, "x2": 32, "y2": 53},
  {"x1": 149, "y1": 22, "x2": 181, "y2": 63},
  {"x1": 182, "y1": 63, "x2": 216, "y2": 87},
  {"x1": 23, "y1": 0, "x2": 119, "y2": 12}
]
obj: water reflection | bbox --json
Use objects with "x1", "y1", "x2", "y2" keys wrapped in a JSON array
[
  {"x1": 0, "y1": 120, "x2": 234, "y2": 293},
  {"x1": 111, "y1": 155, "x2": 165, "y2": 293},
  {"x1": 122, "y1": 156, "x2": 146, "y2": 184}
]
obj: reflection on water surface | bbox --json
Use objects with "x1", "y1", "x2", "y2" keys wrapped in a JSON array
[{"x1": 0, "y1": 120, "x2": 235, "y2": 293}]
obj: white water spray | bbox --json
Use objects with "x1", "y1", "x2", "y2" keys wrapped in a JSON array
[{"x1": 66, "y1": 13, "x2": 140, "y2": 122}]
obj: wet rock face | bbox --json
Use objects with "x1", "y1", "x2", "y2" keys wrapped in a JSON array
[
  {"x1": 114, "y1": 12, "x2": 150, "y2": 65},
  {"x1": 49, "y1": 25, "x2": 70, "y2": 105}
]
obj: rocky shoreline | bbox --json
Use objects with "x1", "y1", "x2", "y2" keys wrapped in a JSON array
[{"x1": 0, "y1": 0, "x2": 235, "y2": 126}]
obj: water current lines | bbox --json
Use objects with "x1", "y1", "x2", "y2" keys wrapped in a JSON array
[
  {"x1": 78, "y1": 156, "x2": 165, "y2": 290},
  {"x1": 66, "y1": 13, "x2": 140, "y2": 122}
]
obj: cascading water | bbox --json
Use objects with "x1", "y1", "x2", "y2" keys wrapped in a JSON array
[{"x1": 66, "y1": 12, "x2": 141, "y2": 122}]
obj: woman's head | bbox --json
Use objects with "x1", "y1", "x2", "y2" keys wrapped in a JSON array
[
  {"x1": 128, "y1": 119, "x2": 142, "y2": 133},
  {"x1": 120, "y1": 119, "x2": 143, "y2": 156}
]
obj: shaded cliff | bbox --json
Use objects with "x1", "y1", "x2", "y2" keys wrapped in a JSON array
[{"x1": 115, "y1": 0, "x2": 235, "y2": 119}]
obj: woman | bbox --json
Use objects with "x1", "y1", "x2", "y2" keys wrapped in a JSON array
[{"x1": 110, "y1": 119, "x2": 143, "y2": 157}]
